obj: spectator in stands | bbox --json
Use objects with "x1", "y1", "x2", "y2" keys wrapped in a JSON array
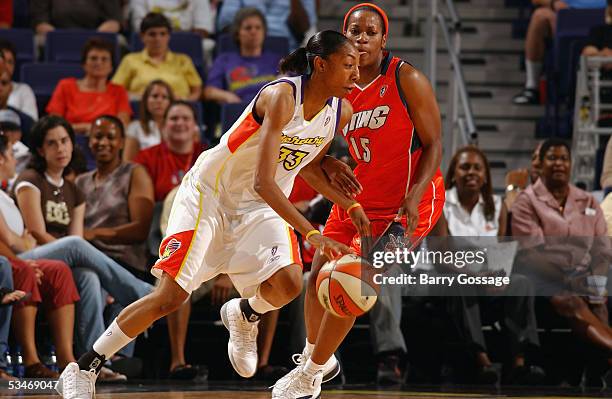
[
  {"x1": 124, "y1": 79, "x2": 174, "y2": 161},
  {"x1": 130, "y1": 0, "x2": 215, "y2": 64},
  {"x1": 583, "y1": 0, "x2": 612, "y2": 58},
  {"x1": 135, "y1": 100, "x2": 205, "y2": 202},
  {"x1": 433, "y1": 146, "x2": 543, "y2": 385},
  {"x1": 0, "y1": 131, "x2": 80, "y2": 378},
  {"x1": 205, "y1": 8, "x2": 280, "y2": 105},
  {"x1": 46, "y1": 38, "x2": 131, "y2": 136},
  {"x1": 0, "y1": 256, "x2": 26, "y2": 381},
  {"x1": 512, "y1": 138, "x2": 612, "y2": 382},
  {"x1": 216, "y1": 0, "x2": 317, "y2": 50},
  {"x1": 76, "y1": 115, "x2": 154, "y2": 274},
  {"x1": 11, "y1": 115, "x2": 153, "y2": 379},
  {"x1": 30, "y1": 0, "x2": 122, "y2": 43},
  {"x1": 0, "y1": 64, "x2": 33, "y2": 143},
  {"x1": 504, "y1": 142, "x2": 543, "y2": 210},
  {"x1": 0, "y1": 0, "x2": 12, "y2": 28},
  {"x1": 112, "y1": 12, "x2": 202, "y2": 101},
  {"x1": 0, "y1": 110, "x2": 31, "y2": 175},
  {"x1": 0, "y1": 40, "x2": 38, "y2": 121},
  {"x1": 513, "y1": 0, "x2": 607, "y2": 105}
]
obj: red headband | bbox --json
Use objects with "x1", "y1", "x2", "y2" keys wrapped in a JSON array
[{"x1": 342, "y1": 2, "x2": 389, "y2": 36}]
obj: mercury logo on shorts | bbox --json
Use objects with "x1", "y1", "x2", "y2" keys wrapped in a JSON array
[{"x1": 161, "y1": 238, "x2": 182, "y2": 260}]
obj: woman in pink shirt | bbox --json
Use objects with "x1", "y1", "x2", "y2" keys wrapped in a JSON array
[{"x1": 512, "y1": 138, "x2": 612, "y2": 379}]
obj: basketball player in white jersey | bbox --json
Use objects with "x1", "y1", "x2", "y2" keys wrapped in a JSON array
[{"x1": 57, "y1": 30, "x2": 371, "y2": 399}]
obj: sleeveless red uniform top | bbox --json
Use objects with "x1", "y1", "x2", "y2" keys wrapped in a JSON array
[{"x1": 343, "y1": 52, "x2": 444, "y2": 218}]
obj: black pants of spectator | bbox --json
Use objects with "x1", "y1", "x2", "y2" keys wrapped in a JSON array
[{"x1": 446, "y1": 273, "x2": 540, "y2": 358}]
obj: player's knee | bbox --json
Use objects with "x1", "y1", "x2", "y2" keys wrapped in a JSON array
[
  {"x1": 151, "y1": 278, "x2": 189, "y2": 315},
  {"x1": 277, "y1": 265, "x2": 303, "y2": 301}
]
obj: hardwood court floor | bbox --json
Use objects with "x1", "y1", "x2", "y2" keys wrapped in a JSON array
[{"x1": 3, "y1": 383, "x2": 611, "y2": 399}]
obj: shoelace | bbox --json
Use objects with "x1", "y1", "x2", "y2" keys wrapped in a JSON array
[
  {"x1": 284, "y1": 369, "x2": 320, "y2": 397},
  {"x1": 228, "y1": 310, "x2": 257, "y2": 355},
  {"x1": 66, "y1": 368, "x2": 94, "y2": 399},
  {"x1": 270, "y1": 350, "x2": 308, "y2": 390}
]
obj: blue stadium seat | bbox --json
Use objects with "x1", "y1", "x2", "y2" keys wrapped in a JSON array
[
  {"x1": 129, "y1": 31, "x2": 204, "y2": 69},
  {"x1": 45, "y1": 30, "x2": 120, "y2": 64},
  {"x1": 0, "y1": 28, "x2": 35, "y2": 76},
  {"x1": 221, "y1": 102, "x2": 248, "y2": 133},
  {"x1": 545, "y1": 8, "x2": 605, "y2": 134},
  {"x1": 20, "y1": 63, "x2": 84, "y2": 97},
  {"x1": 12, "y1": 0, "x2": 30, "y2": 29},
  {"x1": 215, "y1": 34, "x2": 289, "y2": 56}
]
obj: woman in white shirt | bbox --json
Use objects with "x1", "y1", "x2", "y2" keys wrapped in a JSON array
[
  {"x1": 434, "y1": 146, "x2": 543, "y2": 385},
  {"x1": 124, "y1": 79, "x2": 174, "y2": 161},
  {"x1": 0, "y1": 39, "x2": 38, "y2": 120}
]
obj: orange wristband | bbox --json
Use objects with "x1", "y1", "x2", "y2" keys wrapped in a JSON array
[{"x1": 347, "y1": 202, "x2": 362, "y2": 214}]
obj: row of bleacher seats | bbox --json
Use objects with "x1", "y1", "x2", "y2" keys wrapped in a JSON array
[
  {"x1": 0, "y1": 28, "x2": 289, "y2": 69},
  {"x1": 0, "y1": 28, "x2": 291, "y2": 131}
]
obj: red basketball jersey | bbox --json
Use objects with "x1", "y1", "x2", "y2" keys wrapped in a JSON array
[{"x1": 343, "y1": 52, "x2": 443, "y2": 218}]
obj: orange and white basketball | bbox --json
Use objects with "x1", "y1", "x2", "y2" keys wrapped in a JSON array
[{"x1": 316, "y1": 254, "x2": 379, "y2": 318}]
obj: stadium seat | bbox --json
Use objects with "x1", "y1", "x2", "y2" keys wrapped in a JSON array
[
  {"x1": 129, "y1": 31, "x2": 205, "y2": 69},
  {"x1": 45, "y1": 30, "x2": 120, "y2": 64},
  {"x1": 0, "y1": 28, "x2": 35, "y2": 75},
  {"x1": 12, "y1": 0, "x2": 31, "y2": 29},
  {"x1": 215, "y1": 34, "x2": 289, "y2": 56},
  {"x1": 20, "y1": 63, "x2": 83, "y2": 96},
  {"x1": 221, "y1": 102, "x2": 248, "y2": 133}
]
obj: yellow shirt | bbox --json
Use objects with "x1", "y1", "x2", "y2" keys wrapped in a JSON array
[{"x1": 111, "y1": 50, "x2": 202, "y2": 99}]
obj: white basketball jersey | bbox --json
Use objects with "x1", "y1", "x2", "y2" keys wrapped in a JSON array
[{"x1": 192, "y1": 75, "x2": 342, "y2": 213}]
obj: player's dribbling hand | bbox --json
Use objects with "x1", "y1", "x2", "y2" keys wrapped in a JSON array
[
  {"x1": 348, "y1": 205, "x2": 372, "y2": 253},
  {"x1": 395, "y1": 195, "x2": 420, "y2": 236},
  {"x1": 322, "y1": 157, "x2": 362, "y2": 198},
  {"x1": 309, "y1": 234, "x2": 353, "y2": 260}
]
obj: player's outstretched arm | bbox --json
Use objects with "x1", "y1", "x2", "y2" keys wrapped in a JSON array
[
  {"x1": 253, "y1": 84, "x2": 352, "y2": 259},
  {"x1": 395, "y1": 63, "x2": 443, "y2": 233},
  {"x1": 299, "y1": 100, "x2": 370, "y2": 238}
]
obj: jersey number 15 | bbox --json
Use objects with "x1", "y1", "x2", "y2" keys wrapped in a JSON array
[{"x1": 349, "y1": 137, "x2": 371, "y2": 163}]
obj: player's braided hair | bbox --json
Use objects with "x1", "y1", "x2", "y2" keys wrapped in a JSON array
[{"x1": 279, "y1": 30, "x2": 352, "y2": 76}]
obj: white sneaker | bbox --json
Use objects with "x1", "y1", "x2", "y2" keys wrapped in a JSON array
[
  {"x1": 272, "y1": 347, "x2": 340, "y2": 395},
  {"x1": 272, "y1": 367, "x2": 323, "y2": 399},
  {"x1": 56, "y1": 362, "x2": 97, "y2": 399},
  {"x1": 220, "y1": 298, "x2": 258, "y2": 378},
  {"x1": 285, "y1": 346, "x2": 341, "y2": 384}
]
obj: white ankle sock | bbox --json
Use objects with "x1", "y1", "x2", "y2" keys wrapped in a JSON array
[
  {"x1": 92, "y1": 319, "x2": 134, "y2": 359},
  {"x1": 304, "y1": 359, "x2": 325, "y2": 375},
  {"x1": 248, "y1": 295, "x2": 278, "y2": 314},
  {"x1": 305, "y1": 339, "x2": 315, "y2": 356},
  {"x1": 525, "y1": 60, "x2": 541, "y2": 90}
]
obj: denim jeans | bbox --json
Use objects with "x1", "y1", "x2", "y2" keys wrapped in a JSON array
[
  {"x1": 72, "y1": 269, "x2": 134, "y2": 358},
  {"x1": 20, "y1": 237, "x2": 152, "y2": 358},
  {"x1": 20, "y1": 236, "x2": 152, "y2": 306},
  {"x1": 0, "y1": 256, "x2": 13, "y2": 369}
]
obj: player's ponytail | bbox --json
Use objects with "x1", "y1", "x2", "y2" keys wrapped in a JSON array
[
  {"x1": 279, "y1": 30, "x2": 352, "y2": 76},
  {"x1": 279, "y1": 47, "x2": 309, "y2": 75}
]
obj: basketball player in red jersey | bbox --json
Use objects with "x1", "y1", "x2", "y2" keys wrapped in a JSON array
[{"x1": 272, "y1": 3, "x2": 445, "y2": 398}]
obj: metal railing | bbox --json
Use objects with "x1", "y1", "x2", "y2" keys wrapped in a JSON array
[
  {"x1": 572, "y1": 55, "x2": 612, "y2": 190},
  {"x1": 423, "y1": 0, "x2": 478, "y2": 170}
]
